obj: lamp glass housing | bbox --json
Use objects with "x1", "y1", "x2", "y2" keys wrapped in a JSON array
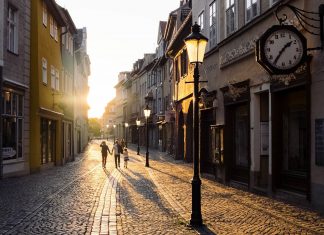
[
  {"x1": 144, "y1": 106, "x2": 151, "y2": 118},
  {"x1": 184, "y1": 23, "x2": 208, "y2": 64},
  {"x1": 185, "y1": 38, "x2": 207, "y2": 64},
  {"x1": 136, "y1": 119, "x2": 141, "y2": 126},
  {"x1": 125, "y1": 123, "x2": 129, "y2": 128}
]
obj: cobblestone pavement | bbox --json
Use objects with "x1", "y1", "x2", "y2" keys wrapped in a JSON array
[
  {"x1": 0, "y1": 141, "x2": 110, "y2": 234},
  {"x1": 1, "y1": 140, "x2": 324, "y2": 234},
  {"x1": 129, "y1": 146, "x2": 324, "y2": 235}
]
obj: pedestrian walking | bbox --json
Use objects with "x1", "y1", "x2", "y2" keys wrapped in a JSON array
[
  {"x1": 123, "y1": 148, "x2": 129, "y2": 168},
  {"x1": 112, "y1": 140, "x2": 122, "y2": 168},
  {"x1": 100, "y1": 141, "x2": 110, "y2": 168}
]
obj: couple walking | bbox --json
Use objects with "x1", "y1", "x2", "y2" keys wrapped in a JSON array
[{"x1": 100, "y1": 140, "x2": 129, "y2": 168}]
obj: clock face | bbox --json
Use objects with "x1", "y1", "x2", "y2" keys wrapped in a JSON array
[
  {"x1": 264, "y1": 29, "x2": 304, "y2": 70},
  {"x1": 256, "y1": 25, "x2": 307, "y2": 75}
]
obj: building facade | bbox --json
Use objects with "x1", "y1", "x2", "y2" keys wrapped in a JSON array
[
  {"x1": 30, "y1": 0, "x2": 66, "y2": 172},
  {"x1": 59, "y1": 7, "x2": 77, "y2": 163},
  {"x1": 192, "y1": 0, "x2": 324, "y2": 211},
  {"x1": 74, "y1": 28, "x2": 90, "y2": 154},
  {"x1": 1, "y1": 0, "x2": 31, "y2": 177}
]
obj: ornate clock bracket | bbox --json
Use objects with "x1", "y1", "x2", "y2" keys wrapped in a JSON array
[{"x1": 274, "y1": 3, "x2": 324, "y2": 51}]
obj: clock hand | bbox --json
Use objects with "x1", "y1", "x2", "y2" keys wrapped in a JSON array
[{"x1": 273, "y1": 41, "x2": 293, "y2": 65}]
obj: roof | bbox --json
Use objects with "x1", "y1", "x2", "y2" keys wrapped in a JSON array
[
  {"x1": 166, "y1": 11, "x2": 192, "y2": 57},
  {"x1": 58, "y1": 6, "x2": 78, "y2": 34},
  {"x1": 44, "y1": 0, "x2": 66, "y2": 26}
]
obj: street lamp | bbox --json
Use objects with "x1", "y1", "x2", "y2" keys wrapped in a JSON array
[
  {"x1": 144, "y1": 105, "x2": 151, "y2": 167},
  {"x1": 184, "y1": 22, "x2": 208, "y2": 227},
  {"x1": 106, "y1": 124, "x2": 109, "y2": 141},
  {"x1": 125, "y1": 122, "x2": 129, "y2": 147},
  {"x1": 136, "y1": 118, "x2": 141, "y2": 155},
  {"x1": 113, "y1": 124, "x2": 116, "y2": 143}
]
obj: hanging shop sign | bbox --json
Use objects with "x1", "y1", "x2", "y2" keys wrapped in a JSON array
[{"x1": 256, "y1": 24, "x2": 307, "y2": 75}]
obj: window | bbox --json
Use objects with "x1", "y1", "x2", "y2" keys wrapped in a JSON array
[
  {"x1": 42, "y1": 58, "x2": 47, "y2": 84},
  {"x1": 209, "y1": 1, "x2": 218, "y2": 48},
  {"x1": 8, "y1": 5, "x2": 18, "y2": 53},
  {"x1": 180, "y1": 50, "x2": 188, "y2": 77},
  {"x1": 2, "y1": 91, "x2": 23, "y2": 160},
  {"x1": 51, "y1": 66, "x2": 55, "y2": 89},
  {"x1": 246, "y1": 0, "x2": 259, "y2": 22},
  {"x1": 55, "y1": 69, "x2": 59, "y2": 91},
  {"x1": 54, "y1": 20, "x2": 58, "y2": 41},
  {"x1": 69, "y1": 36, "x2": 73, "y2": 53},
  {"x1": 198, "y1": 11, "x2": 204, "y2": 30},
  {"x1": 226, "y1": 0, "x2": 236, "y2": 36},
  {"x1": 62, "y1": 32, "x2": 65, "y2": 46},
  {"x1": 42, "y1": 1, "x2": 47, "y2": 26},
  {"x1": 65, "y1": 34, "x2": 69, "y2": 49},
  {"x1": 61, "y1": 69, "x2": 65, "y2": 92},
  {"x1": 50, "y1": 16, "x2": 54, "y2": 37}
]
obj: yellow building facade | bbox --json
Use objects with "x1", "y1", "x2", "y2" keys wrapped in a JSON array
[{"x1": 30, "y1": 0, "x2": 66, "y2": 172}]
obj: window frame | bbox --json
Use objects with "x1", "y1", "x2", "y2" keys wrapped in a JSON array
[
  {"x1": 42, "y1": 58, "x2": 48, "y2": 84},
  {"x1": 7, "y1": 4, "x2": 18, "y2": 54},
  {"x1": 209, "y1": 0, "x2": 218, "y2": 49},
  {"x1": 198, "y1": 11, "x2": 204, "y2": 31},
  {"x1": 50, "y1": 16, "x2": 54, "y2": 38},
  {"x1": 245, "y1": 0, "x2": 260, "y2": 23},
  {"x1": 55, "y1": 69, "x2": 60, "y2": 91},
  {"x1": 225, "y1": 0, "x2": 237, "y2": 36},
  {"x1": 42, "y1": 0, "x2": 47, "y2": 27},
  {"x1": 2, "y1": 90, "x2": 24, "y2": 161},
  {"x1": 54, "y1": 20, "x2": 58, "y2": 41},
  {"x1": 51, "y1": 65, "x2": 56, "y2": 89}
]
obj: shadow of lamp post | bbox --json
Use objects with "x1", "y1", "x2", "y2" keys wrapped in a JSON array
[{"x1": 184, "y1": 22, "x2": 208, "y2": 227}]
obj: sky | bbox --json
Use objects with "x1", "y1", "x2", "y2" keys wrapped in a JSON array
[{"x1": 55, "y1": 0, "x2": 181, "y2": 118}]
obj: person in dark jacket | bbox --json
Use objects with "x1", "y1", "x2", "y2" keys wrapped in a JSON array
[{"x1": 100, "y1": 141, "x2": 110, "y2": 168}]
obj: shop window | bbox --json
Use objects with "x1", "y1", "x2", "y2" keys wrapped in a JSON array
[
  {"x1": 41, "y1": 118, "x2": 56, "y2": 164},
  {"x1": 2, "y1": 91, "x2": 23, "y2": 160},
  {"x1": 211, "y1": 125, "x2": 224, "y2": 165}
]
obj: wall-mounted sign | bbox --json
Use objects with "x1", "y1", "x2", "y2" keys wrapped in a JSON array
[{"x1": 256, "y1": 25, "x2": 307, "y2": 75}]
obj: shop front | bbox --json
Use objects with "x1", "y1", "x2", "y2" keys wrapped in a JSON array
[
  {"x1": 222, "y1": 80, "x2": 250, "y2": 185},
  {"x1": 271, "y1": 68, "x2": 310, "y2": 196}
]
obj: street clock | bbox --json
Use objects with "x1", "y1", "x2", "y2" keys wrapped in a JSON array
[{"x1": 256, "y1": 24, "x2": 307, "y2": 75}]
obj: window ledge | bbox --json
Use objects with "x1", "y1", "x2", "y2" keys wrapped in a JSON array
[
  {"x1": 7, "y1": 49, "x2": 19, "y2": 56},
  {"x1": 3, "y1": 158, "x2": 25, "y2": 165}
]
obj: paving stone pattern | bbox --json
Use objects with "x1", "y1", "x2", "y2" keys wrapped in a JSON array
[
  {"x1": 0, "y1": 141, "x2": 108, "y2": 235},
  {"x1": 141, "y1": 147, "x2": 324, "y2": 235},
  {"x1": 1, "y1": 140, "x2": 324, "y2": 234}
]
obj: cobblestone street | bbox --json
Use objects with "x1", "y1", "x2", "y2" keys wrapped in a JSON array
[{"x1": 1, "y1": 140, "x2": 324, "y2": 234}]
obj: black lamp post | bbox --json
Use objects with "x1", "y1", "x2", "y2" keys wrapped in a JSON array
[
  {"x1": 136, "y1": 118, "x2": 141, "y2": 155},
  {"x1": 144, "y1": 105, "x2": 151, "y2": 167},
  {"x1": 125, "y1": 122, "x2": 129, "y2": 147},
  {"x1": 184, "y1": 22, "x2": 208, "y2": 227},
  {"x1": 106, "y1": 124, "x2": 109, "y2": 141},
  {"x1": 113, "y1": 124, "x2": 116, "y2": 143}
]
